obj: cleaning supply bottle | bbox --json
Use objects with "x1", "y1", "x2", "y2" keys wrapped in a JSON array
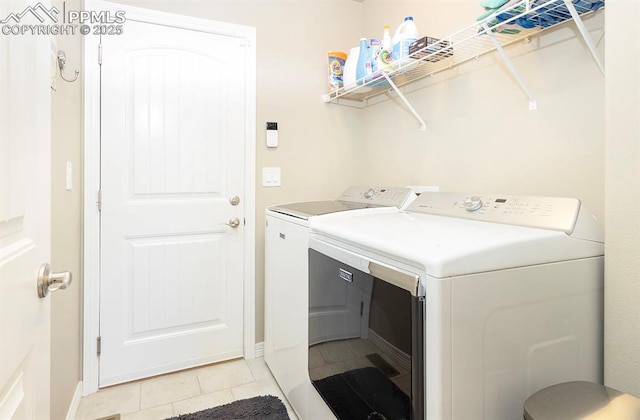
[
  {"x1": 378, "y1": 25, "x2": 393, "y2": 71},
  {"x1": 392, "y1": 16, "x2": 418, "y2": 62},
  {"x1": 369, "y1": 38, "x2": 381, "y2": 76},
  {"x1": 342, "y1": 45, "x2": 360, "y2": 90},
  {"x1": 355, "y1": 38, "x2": 369, "y2": 84}
]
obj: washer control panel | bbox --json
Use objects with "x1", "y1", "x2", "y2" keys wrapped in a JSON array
[
  {"x1": 337, "y1": 186, "x2": 415, "y2": 208},
  {"x1": 407, "y1": 192, "x2": 582, "y2": 233}
]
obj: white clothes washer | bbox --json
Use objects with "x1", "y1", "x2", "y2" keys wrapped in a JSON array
[
  {"x1": 308, "y1": 192, "x2": 604, "y2": 420},
  {"x1": 264, "y1": 186, "x2": 416, "y2": 420}
]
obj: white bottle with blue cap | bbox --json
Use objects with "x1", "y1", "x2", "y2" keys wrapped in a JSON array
[{"x1": 392, "y1": 16, "x2": 418, "y2": 62}]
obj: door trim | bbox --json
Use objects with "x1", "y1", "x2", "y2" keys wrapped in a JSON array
[{"x1": 82, "y1": 0, "x2": 256, "y2": 394}]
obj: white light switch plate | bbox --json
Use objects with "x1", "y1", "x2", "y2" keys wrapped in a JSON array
[
  {"x1": 262, "y1": 167, "x2": 281, "y2": 187},
  {"x1": 66, "y1": 161, "x2": 72, "y2": 191}
]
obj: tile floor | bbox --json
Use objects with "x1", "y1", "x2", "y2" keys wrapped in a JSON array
[{"x1": 74, "y1": 357, "x2": 298, "y2": 420}]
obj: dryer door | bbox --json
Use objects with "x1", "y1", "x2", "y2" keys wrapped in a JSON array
[{"x1": 308, "y1": 244, "x2": 425, "y2": 420}]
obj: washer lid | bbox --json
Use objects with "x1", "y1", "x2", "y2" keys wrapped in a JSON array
[
  {"x1": 268, "y1": 200, "x2": 376, "y2": 220},
  {"x1": 267, "y1": 186, "x2": 417, "y2": 220}
]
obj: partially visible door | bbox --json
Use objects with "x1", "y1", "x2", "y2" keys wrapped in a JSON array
[
  {"x1": 0, "y1": 0, "x2": 52, "y2": 417},
  {"x1": 99, "y1": 17, "x2": 248, "y2": 386}
]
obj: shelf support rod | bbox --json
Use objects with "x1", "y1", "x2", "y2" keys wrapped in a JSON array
[
  {"x1": 563, "y1": 0, "x2": 604, "y2": 75},
  {"x1": 482, "y1": 23, "x2": 537, "y2": 110},
  {"x1": 382, "y1": 72, "x2": 427, "y2": 131}
]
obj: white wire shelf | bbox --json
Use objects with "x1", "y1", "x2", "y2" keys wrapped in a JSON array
[{"x1": 323, "y1": 0, "x2": 604, "y2": 107}]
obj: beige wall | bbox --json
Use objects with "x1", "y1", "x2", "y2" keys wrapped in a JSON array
[
  {"x1": 604, "y1": 1, "x2": 640, "y2": 396},
  {"x1": 50, "y1": 0, "x2": 83, "y2": 418}
]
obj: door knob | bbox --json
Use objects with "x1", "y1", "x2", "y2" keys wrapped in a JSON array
[
  {"x1": 229, "y1": 196, "x2": 240, "y2": 206},
  {"x1": 37, "y1": 263, "x2": 72, "y2": 298},
  {"x1": 221, "y1": 217, "x2": 241, "y2": 228}
]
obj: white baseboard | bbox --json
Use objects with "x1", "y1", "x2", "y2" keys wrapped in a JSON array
[
  {"x1": 254, "y1": 342, "x2": 264, "y2": 358},
  {"x1": 65, "y1": 381, "x2": 83, "y2": 420}
]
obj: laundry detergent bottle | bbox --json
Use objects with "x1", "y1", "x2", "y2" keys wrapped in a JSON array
[
  {"x1": 342, "y1": 45, "x2": 360, "y2": 90},
  {"x1": 379, "y1": 25, "x2": 393, "y2": 71},
  {"x1": 355, "y1": 37, "x2": 369, "y2": 84},
  {"x1": 392, "y1": 16, "x2": 418, "y2": 62}
]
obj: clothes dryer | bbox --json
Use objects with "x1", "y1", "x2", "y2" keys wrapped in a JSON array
[{"x1": 308, "y1": 192, "x2": 604, "y2": 420}]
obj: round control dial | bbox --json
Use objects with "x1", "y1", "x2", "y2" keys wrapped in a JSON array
[
  {"x1": 364, "y1": 188, "x2": 376, "y2": 199},
  {"x1": 463, "y1": 196, "x2": 483, "y2": 212}
]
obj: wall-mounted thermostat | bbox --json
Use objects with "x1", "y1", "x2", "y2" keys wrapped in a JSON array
[{"x1": 266, "y1": 122, "x2": 278, "y2": 148}]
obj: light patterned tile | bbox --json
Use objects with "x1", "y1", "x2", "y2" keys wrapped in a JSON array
[
  {"x1": 230, "y1": 376, "x2": 284, "y2": 401},
  {"x1": 172, "y1": 389, "x2": 234, "y2": 416},
  {"x1": 140, "y1": 370, "x2": 201, "y2": 410},
  {"x1": 246, "y1": 357, "x2": 272, "y2": 381},
  {"x1": 196, "y1": 359, "x2": 255, "y2": 394},
  {"x1": 119, "y1": 404, "x2": 173, "y2": 420},
  {"x1": 75, "y1": 382, "x2": 141, "y2": 420},
  {"x1": 74, "y1": 358, "x2": 300, "y2": 420}
]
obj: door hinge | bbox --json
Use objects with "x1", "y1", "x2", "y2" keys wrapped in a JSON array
[
  {"x1": 97, "y1": 336, "x2": 102, "y2": 356},
  {"x1": 97, "y1": 190, "x2": 102, "y2": 211},
  {"x1": 98, "y1": 44, "x2": 103, "y2": 65},
  {"x1": 360, "y1": 301, "x2": 364, "y2": 316}
]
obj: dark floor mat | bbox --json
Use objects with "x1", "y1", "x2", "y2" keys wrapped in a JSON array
[
  {"x1": 313, "y1": 367, "x2": 410, "y2": 420},
  {"x1": 165, "y1": 395, "x2": 290, "y2": 420}
]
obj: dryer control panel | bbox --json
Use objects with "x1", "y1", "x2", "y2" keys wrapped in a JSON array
[{"x1": 407, "y1": 192, "x2": 584, "y2": 234}]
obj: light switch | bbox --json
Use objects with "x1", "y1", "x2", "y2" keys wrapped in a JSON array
[
  {"x1": 66, "y1": 161, "x2": 72, "y2": 191},
  {"x1": 262, "y1": 167, "x2": 281, "y2": 187}
]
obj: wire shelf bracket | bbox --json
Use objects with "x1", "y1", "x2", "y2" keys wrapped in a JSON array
[
  {"x1": 482, "y1": 23, "x2": 538, "y2": 110},
  {"x1": 382, "y1": 72, "x2": 427, "y2": 131},
  {"x1": 563, "y1": 0, "x2": 604, "y2": 74}
]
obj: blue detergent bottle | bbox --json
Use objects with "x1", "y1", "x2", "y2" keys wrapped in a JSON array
[{"x1": 355, "y1": 38, "x2": 369, "y2": 85}]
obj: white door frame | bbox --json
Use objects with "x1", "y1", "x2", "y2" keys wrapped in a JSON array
[{"x1": 82, "y1": 0, "x2": 256, "y2": 394}]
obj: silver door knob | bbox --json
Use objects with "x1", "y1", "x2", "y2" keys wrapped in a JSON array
[
  {"x1": 229, "y1": 196, "x2": 240, "y2": 206},
  {"x1": 222, "y1": 217, "x2": 241, "y2": 228},
  {"x1": 37, "y1": 263, "x2": 72, "y2": 298}
]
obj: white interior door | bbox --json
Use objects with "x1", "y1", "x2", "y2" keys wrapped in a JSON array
[
  {"x1": 0, "y1": 0, "x2": 52, "y2": 417},
  {"x1": 99, "y1": 17, "x2": 248, "y2": 386}
]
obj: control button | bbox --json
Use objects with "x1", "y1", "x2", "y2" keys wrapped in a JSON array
[
  {"x1": 364, "y1": 188, "x2": 376, "y2": 199},
  {"x1": 463, "y1": 196, "x2": 483, "y2": 212}
]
